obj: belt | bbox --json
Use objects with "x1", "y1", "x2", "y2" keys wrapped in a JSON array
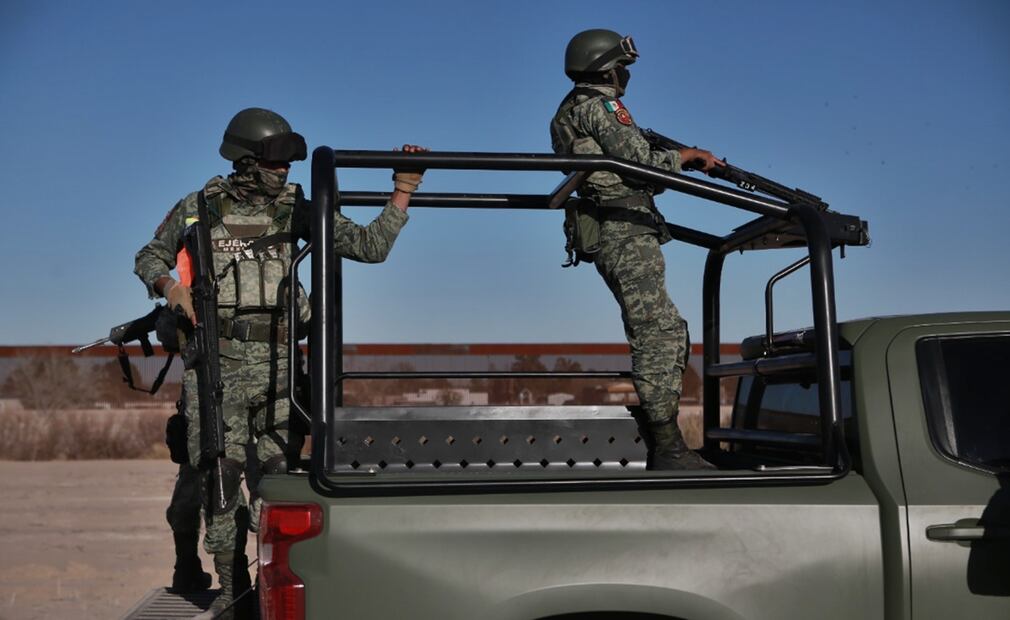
[
  {"x1": 597, "y1": 193, "x2": 654, "y2": 208},
  {"x1": 219, "y1": 317, "x2": 288, "y2": 343}
]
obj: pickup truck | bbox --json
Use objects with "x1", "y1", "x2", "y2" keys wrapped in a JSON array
[{"x1": 253, "y1": 148, "x2": 1010, "y2": 620}]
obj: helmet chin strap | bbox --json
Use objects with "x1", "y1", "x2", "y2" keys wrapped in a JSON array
[
  {"x1": 609, "y1": 68, "x2": 627, "y2": 97},
  {"x1": 609, "y1": 69, "x2": 624, "y2": 97}
]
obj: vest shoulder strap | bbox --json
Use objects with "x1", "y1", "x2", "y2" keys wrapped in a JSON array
[{"x1": 196, "y1": 190, "x2": 211, "y2": 225}]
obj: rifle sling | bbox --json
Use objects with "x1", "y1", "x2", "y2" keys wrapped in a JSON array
[{"x1": 117, "y1": 344, "x2": 175, "y2": 395}]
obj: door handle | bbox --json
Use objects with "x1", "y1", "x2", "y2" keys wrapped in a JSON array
[
  {"x1": 927, "y1": 518, "x2": 1010, "y2": 547},
  {"x1": 927, "y1": 519, "x2": 984, "y2": 543}
]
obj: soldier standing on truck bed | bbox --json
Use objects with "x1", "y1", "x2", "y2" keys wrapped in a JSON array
[
  {"x1": 135, "y1": 107, "x2": 427, "y2": 619},
  {"x1": 550, "y1": 30, "x2": 725, "y2": 470}
]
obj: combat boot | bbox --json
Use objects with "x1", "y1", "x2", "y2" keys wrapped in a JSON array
[
  {"x1": 170, "y1": 531, "x2": 212, "y2": 592},
  {"x1": 648, "y1": 418, "x2": 716, "y2": 471},
  {"x1": 192, "y1": 552, "x2": 254, "y2": 620}
]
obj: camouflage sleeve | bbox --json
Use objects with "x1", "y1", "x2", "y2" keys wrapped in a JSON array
[
  {"x1": 134, "y1": 198, "x2": 188, "y2": 298},
  {"x1": 582, "y1": 98, "x2": 682, "y2": 173},
  {"x1": 333, "y1": 201, "x2": 409, "y2": 263}
]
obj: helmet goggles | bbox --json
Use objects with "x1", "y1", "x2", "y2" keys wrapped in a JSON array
[
  {"x1": 585, "y1": 35, "x2": 639, "y2": 72},
  {"x1": 618, "y1": 36, "x2": 638, "y2": 59},
  {"x1": 224, "y1": 131, "x2": 307, "y2": 163}
]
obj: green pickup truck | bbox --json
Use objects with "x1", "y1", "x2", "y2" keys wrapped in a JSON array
[{"x1": 255, "y1": 148, "x2": 1010, "y2": 620}]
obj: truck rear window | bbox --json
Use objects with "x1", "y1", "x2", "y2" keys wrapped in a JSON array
[
  {"x1": 731, "y1": 356, "x2": 855, "y2": 466},
  {"x1": 917, "y1": 334, "x2": 1010, "y2": 472}
]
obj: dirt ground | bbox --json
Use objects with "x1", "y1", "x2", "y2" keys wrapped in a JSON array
[{"x1": 0, "y1": 460, "x2": 255, "y2": 620}]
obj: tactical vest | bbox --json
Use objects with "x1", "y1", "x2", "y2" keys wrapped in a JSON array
[
  {"x1": 551, "y1": 86, "x2": 670, "y2": 252},
  {"x1": 199, "y1": 187, "x2": 304, "y2": 314},
  {"x1": 550, "y1": 87, "x2": 604, "y2": 159}
]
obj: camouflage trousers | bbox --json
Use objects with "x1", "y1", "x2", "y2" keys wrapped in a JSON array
[
  {"x1": 183, "y1": 343, "x2": 300, "y2": 555},
  {"x1": 594, "y1": 233, "x2": 689, "y2": 425}
]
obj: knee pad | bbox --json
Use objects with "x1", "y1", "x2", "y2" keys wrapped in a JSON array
[{"x1": 262, "y1": 454, "x2": 288, "y2": 475}]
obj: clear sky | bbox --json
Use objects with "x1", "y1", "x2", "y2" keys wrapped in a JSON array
[{"x1": 1, "y1": 0, "x2": 1007, "y2": 345}]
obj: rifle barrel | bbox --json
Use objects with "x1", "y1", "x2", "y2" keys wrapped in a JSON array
[
  {"x1": 71, "y1": 338, "x2": 110, "y2": 354},
  {"x1": 215, "y1": 457, "x2": 227, "y2": 511}
]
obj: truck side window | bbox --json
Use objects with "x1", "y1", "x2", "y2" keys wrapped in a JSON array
[{"x1": 917, "y1": 334, "x2": 1010, "y2": 472}]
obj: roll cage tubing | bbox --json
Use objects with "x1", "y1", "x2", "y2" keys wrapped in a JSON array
[{"x1": 297, "y1": 147, "x2": 869, "y2": 496}]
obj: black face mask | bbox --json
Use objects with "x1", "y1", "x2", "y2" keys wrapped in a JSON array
[
  {"x1": 613, "y1": 65, "x2": 631, "y2": 96},
  {"x1": 231, "y1": 159, "x2": 288, "y2": 204}
]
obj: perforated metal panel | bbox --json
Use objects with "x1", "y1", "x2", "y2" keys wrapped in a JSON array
[{"x1": 327, "y1": 406, "x2": 648, "y2": 473}]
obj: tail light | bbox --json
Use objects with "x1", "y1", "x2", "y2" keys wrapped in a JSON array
[{"x1": 259, "y1": 502, "x2": 323, "y2": 620}]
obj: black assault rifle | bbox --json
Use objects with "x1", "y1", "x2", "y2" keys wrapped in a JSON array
[
  {"x1": 641, "y1": 128, "x2": 829, "y2": 210},
  {"x1": 72, "y1": 304, "x2": 175, "y2": 395},
  {"x1": 181, "y1": 208, "x2": 229, "y2": 516}
]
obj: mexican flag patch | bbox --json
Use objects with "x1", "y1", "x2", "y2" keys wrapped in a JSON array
[
  {"x1": 604, "y1": 99, "x2": 634, "y2": 125},
  {"x1": 603, "y1": 100, "x2": 625, "y2": 113}
]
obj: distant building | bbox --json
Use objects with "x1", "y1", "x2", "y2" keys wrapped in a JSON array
[
  {"x1": 400, "y1": 389, "x2": 489, "y2": 406},
  {"x1": 604, "y1": 382, "x2": 638, "y2": 404},
  {"x1": 547, "y1": 393, "x2": 574, "y2": 406}
]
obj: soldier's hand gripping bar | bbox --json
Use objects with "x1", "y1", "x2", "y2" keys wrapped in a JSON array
[{"x1": 641, "y1": 128, "x2": 829, "y2": 210}]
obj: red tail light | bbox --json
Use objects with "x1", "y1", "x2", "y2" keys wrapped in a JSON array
[{"x1": 259, "y1": 502, "x2": 323, "y2": 620}]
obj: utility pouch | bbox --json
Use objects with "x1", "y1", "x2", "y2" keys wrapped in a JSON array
[
  {"x1": 562, "y1": 197, "x2": 601, "y2": 267},
  {"x1": 165, "y1": 407, "x2": 189, "y2": 465}
]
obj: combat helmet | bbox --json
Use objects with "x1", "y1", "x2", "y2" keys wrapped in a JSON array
[
  {"x1": 564, "y1": 29, "x2": 638, "y2": 79},
  {"x1": 219, "y1": 107, "x2": 307, "y2": 163}
]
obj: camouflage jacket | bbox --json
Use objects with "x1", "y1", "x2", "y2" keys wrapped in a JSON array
[
  {"x1": 550, "y1": 83, "x2": 682, "y2": 241},
  {"x1": 135, "y1": 175, "x2": 408, "y2": 298},
  {"x1": 134, "y1": 176, "x2": 407, "y2": 360}
]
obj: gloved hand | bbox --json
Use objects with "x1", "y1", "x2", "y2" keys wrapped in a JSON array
[
  {"x1": 391, "y1": 144, "x2": 428, "y2": 193},
  {"x1": 166, "y1": 281, "x2": 196, "y2": 325}
]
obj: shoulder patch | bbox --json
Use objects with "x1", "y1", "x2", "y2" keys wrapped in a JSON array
[{"x1": 603, "y1": 99, "x2": 634, "y2": 126}]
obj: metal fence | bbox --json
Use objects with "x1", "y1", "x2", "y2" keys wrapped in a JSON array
[{"x1": 0, "y1": 343, "x2": 740, "y2": 410}]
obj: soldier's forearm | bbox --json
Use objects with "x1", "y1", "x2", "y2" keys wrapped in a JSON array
[
  {"x1": 390, "y1": 189, "x2": 411, "y2": 212},
  {"x1": 154, "y1": 276, "x2": 176, "y2": 298}
]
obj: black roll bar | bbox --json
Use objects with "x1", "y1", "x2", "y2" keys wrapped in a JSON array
[
  {"x1": 331, "y1": 150, "x2": 793, "y2": 219},
  {"x1": 308, "y1": 147, "x2": 864, "y2": 492},
  {"x1": 309, "y1": 146, "x2": 336, "y2": 480}
]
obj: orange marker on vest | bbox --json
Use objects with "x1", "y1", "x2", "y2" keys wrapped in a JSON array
[{"x1": 176, "y1": 248, "x2": 194, "y2": 287}]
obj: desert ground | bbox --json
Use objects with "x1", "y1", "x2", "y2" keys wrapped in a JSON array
[{"x1": 0, "y1": 460, "x2": 254, "y2": 620}]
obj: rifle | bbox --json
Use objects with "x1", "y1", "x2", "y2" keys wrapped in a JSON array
[
  {"x1": 73, "y1": 304, "x2": 162, "y2": 355},
  {"x1": 180, "y1": 197, "x2": 228, "y2": 516},
  {"x1": 641, "y1": 128, "x2": 829, "y2": 210},
  {"x1": 72, "y1": 304, "x2": 175, "y2": 394}
]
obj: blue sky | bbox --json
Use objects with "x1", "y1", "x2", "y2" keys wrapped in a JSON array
[{"x1": 1, "y1": 0, "x2": 1007, "y2": 345}]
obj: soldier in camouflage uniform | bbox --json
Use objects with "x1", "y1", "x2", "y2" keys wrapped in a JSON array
[
  {"x1": 550, "y1": 30, "x2": 725, "y2": 470},
  {"x1": 136, "y1": 107, "x2": 426, "y2": 618}
]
